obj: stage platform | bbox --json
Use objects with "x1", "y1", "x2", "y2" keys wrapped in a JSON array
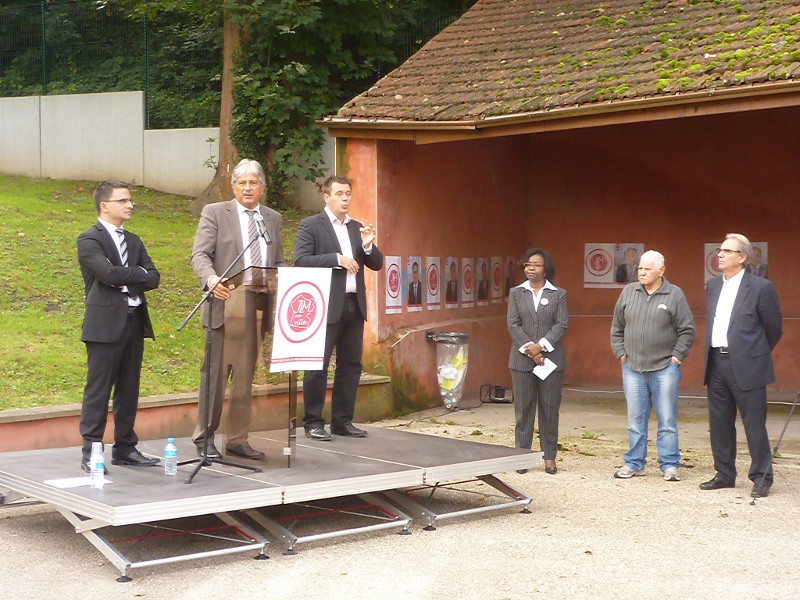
[{"x1": 0, "y1": 425, "x2": 539, "y2": 579}]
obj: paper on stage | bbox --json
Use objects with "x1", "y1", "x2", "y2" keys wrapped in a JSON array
[
  {"x1": 533, "y1": 358, "x2": 557, "y2": 380},
  {"x1": 45, "y1": 477, "x2": 112, "y2": 489}
]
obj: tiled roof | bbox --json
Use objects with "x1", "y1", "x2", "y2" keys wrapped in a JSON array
[{"x1": 332, "y1": 0, "x2": 800, "y2": 124}]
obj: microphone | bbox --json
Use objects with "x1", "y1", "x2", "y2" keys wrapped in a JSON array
[{"x1": 253, "y1": 211, "x2": 272, "y2": 245}]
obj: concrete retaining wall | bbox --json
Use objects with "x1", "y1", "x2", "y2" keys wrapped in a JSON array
[{"x1": 0, "y1": 91, "x2": 332, "y2": 205}]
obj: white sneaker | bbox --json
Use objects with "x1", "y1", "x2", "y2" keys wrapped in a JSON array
[
  {"x1": 663, "y1": 467, "x2": 680, "y2": 482},
  {"x1": 614, "y1": 465, "x2": 645, "y2": 479}
]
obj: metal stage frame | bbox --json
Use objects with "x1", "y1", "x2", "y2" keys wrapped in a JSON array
[{"x1": 0, "y1": 426, "x2": 539, "y2": 579}]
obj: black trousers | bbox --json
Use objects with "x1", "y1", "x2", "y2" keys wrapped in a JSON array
[
  {"x1": 302, "y1": 294, "x2": 363, "y2": 430},
  {"x1": 79, "y1": 312, "x2": 144, "y2": 458},
  {"x1": 706, "y1": 350, "x2": 773, "y2": 484}
]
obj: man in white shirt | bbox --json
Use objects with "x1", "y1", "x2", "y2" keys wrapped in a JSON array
[
  {"x1": 293, "y1": 176, "x2": 384, "y2": 440},
  {"x1": 190, "y1": 159, "x2": 285, "y2": 461},
  {"x1": 700, "y1": 233, "x2": 782, "y2": 498}
]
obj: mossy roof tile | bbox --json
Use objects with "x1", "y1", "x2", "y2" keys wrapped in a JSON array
[{"x1": 334, "y1": 0, "x2": 800, "y2": 123}]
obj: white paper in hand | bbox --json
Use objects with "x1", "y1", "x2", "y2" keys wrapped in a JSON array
[{"x1": 533, "y1": 357, "x2": 557, "y2": 380}]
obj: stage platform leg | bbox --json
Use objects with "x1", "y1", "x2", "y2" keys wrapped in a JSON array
[
  {"x1": 244, "y1": 492, "x2": 412, "y2": 555},
  {"x1": 381, "y1": 474, "x2": 532, "y2": 531},
  {"x1": 55, "y1": 507, "x2": 270, "y2": 581}
]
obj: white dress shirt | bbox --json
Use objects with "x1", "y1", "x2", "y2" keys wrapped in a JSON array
[
  {"x1": 325, "y1": 207, "x2": 372, "y2": 294},
  {"x1": 517, "y1": 279, "x2": 557, "y2": 354},
  {"x1": 97, "y1": 218, "x2": 141, "y2": 307},
  {"x1": 711, "y1": 268, "x2": 745, "y2": 348}
]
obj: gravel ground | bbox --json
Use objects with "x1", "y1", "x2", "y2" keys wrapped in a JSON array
[{"x1": 1, "y1": 391, "x2": 798, "y2": 600}]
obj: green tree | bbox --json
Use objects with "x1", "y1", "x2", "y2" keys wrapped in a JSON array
[{"x1": 105, "y1": 0, "x2": 475, "y2": 208}]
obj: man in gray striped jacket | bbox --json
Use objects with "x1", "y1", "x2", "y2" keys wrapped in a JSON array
[{"x1": 610, "y1": 250, "x2": 696, "y2": 482}]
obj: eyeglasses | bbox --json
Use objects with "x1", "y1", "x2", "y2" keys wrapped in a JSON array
[
  {"x1": 523, "y1": 262, "x2": 545, "y2": 268},
  {"x1": 105, "y1": 198, "x2": 134, "y2": 206},
  {"x1": 715, "y1": 248, "x2": 742, "y2": 255}
]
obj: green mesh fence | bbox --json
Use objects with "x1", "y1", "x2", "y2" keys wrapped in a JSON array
[{"x1": 0, "y1": 1, "x2": 222, "y2": 129}]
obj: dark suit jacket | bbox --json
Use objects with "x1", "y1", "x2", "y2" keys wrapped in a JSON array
[
  {"x1": 616, "y1": 263, "x2": 635, "y2": 283},
  {"x1": 190, "y1": 200, "x2": 285, "y2": 329},
  {"x1": 477, "y1": 278, "x2": 490, "y2": 300},
  {"x1": 446, "y1": 280, "x2": 458, "y2": 302},
  {"x1": 704, "y1": 271, "x2": 782, "y2": 390},
  {"x1": 77, "y1": 221, "x2": 159, "y2": 343},
  {"x1": 293, "y1": 211, "x2": 383, "y2": 322},
  {"x1": 507, "y1": 285, "x2": 568, "y2": 372},
  {"x1": 408, "y1": 281, "x2": 422, "y2": 305}
]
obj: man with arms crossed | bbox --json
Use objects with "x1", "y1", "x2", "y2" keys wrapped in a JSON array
[
  {"x1": 293, "y1": 175, "x2": 383, "y2": 440},
  {"x1": 611, "y1": 250, "x2": 695, "y2": 482},
  {"x1": 700, "y1": 233, "x2": 782, "y2": 498},
  {"x1": 77, "y1": 181, "x2": 160, "y2": 471}
]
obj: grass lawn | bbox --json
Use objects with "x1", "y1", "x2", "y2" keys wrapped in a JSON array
[{"x1": 0, "y1": 174, "x2": 310, "y2": 411}]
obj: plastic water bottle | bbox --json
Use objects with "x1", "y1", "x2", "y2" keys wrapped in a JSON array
[
  {"x1": 90, "y1": 441, "x2": 105, "y2": 489},
  {"x1": 164, "y1": 438, "x2": 178, "y2": 476}
]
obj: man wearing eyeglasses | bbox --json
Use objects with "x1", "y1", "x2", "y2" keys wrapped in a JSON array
[
  {"x1": 77, "y1": 181, "x2": 161, "y2": 472},
  {"x1": 700, "y1": 233, "x2": 782, "y2": 498}
]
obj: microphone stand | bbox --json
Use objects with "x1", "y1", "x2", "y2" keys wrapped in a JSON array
[
  {"x1": 750, "y1": 392, "x2": 798, "y2": 505},
  {"x1": 177, "y1": 224, "x2": 271, "y2": 484}
]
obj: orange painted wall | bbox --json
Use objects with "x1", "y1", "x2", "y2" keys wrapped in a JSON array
[
  {"x1": 526, "y1": 106, "x2": 800, "y2": 391},
  {"x1": 341, "y1": 136, "x2": 531, "y2": 406},
  {"x1": 338, "y1": 105, "x2": 800, "y2": 406}
]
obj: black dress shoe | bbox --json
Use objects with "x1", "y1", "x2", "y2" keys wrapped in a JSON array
[
  {"x1": 699, "y1": 475, "x2": 735, "y2": 490},
  {"x1": 516, "y1": 469, "x2": 528, "y2": 474},
  {"x1": 197, "y1": 443, "x2": 223, "y2": 459},
  {"x1": 305, "y1": 427, "x2": 332, "y2": 441},
  {"x1": 751, "y1": 480, "x2": 772, "y2": 498},
  {"x1": 545, "y1": 466, "x2": 558, "y2": 475},
  {"x1": 331, "y1": 423, "x2": 367, "y2": 437},
  {"x1": 111, "y1": 448, "x2": 160, "y2": 467},
  {"x1": 80, "y1": 458, "x2": 108, "y2": 474},
  {"x1": 226, "y1": 443, "x2": 265, "y2": 460}
]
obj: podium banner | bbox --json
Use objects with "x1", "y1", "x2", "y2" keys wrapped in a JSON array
[{"x1": 270, "y1": 267, "x2": 331, "y2": 372}]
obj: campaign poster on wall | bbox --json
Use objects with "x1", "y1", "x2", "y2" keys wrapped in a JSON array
[
  {"x1": 425, "y1": 256, "x2": 441, "y2": 310},
  {"x1": 385, "y1": 256, "x2": 402, "y2": 314},
  {"x1": 504, "y1": 256, "x2": 516, "y2": 301},
  {"x1": 475, "y1": 257, "x2": 490, "y2": 306},
  {"x1": 704, "y1": 242, "x2": 769, "y2": 283},
  {"x1": 490, "y1": 256, "x2": 503, "y2": 304},
  {"x1": 407, "y1": 255, "x2": 423, "y2": 312},
  {"x1": 461, "y1": 257, "x2": 474, "y2": 308},
  {"x1": 444, "y1": 257, "x2": 459, "y2": 309},
  {"x1": 584, "y1": 243, "x2": 644, "y2": 288}
]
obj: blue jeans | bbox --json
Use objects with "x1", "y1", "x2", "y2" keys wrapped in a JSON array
[{"x1": 621, "y1": 362, "x2": 681, "y2": 471}]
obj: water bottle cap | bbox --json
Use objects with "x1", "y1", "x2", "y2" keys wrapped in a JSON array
[{"x1": 167, "y1": 437, "x2": 175, "y2": 443}]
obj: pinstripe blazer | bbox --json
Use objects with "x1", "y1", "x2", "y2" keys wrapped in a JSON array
[{"x1": 507, "y1": 284, "x2": 568, "y2": 372}]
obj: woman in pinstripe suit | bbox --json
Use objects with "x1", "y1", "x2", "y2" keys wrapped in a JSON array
[{"x1": 507, "y1": 248, "x2": 568, "y2": 474}]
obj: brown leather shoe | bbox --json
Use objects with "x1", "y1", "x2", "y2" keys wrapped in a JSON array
[{"x1": 226, "y1": 443, "x2": 265, "y2": 460}]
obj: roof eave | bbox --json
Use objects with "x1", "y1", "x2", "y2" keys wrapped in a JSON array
[{"x1": 321, "y1": 80, "x2": 800, "y2": 144}]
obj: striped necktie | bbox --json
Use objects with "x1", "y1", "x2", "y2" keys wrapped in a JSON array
[
  {"x1": 246, "y1": 210, "x2": 264, "y2": 268},
  {"x1": 115, "y1": 227, "x2": 128, "y2": 266}
]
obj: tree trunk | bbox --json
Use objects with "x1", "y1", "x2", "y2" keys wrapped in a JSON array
[{"x1": 190, "y1": 11, "x2": 239, "y2": 214}]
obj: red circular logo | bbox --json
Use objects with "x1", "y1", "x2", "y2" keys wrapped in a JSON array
[
  {"x1": 287, "y1": 292, "x2": 316, "y2": 333},
  {"x1": 585, "y1": 249, "x2": 612, "y2": 277},
  {"x1": 387, "y1": 263, "x2": 400, "y2": 298},
  {"x1": 492, "y1": 262, "x2": 501, "y2": 289},
  {"x1": 427, "y1": 263, "x2": 439, "y2": 294},
  {"x1": 278, "y1": 281, "x2": 326, "y2": 344},
  {"x1": 463, "y1": 264, "x2": 473, "y2": 293}
]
